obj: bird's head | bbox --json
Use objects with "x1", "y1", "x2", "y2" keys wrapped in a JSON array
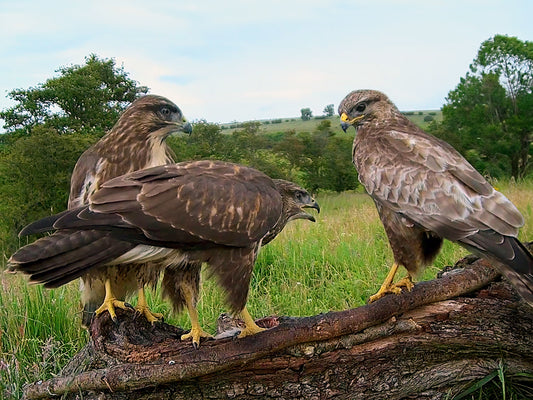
[
  {"x1": 274, "y1": 179, "x2": 320, "y2": 223},
  {"x1": 338, "y1": 89, "x2": 395, "y2": 132},
  {"x1": 117, "y1": 95, "x2": 192, "y2": 140},
  {"x1": 261, "y1": 179, "x2": 319, "y2": 246}
]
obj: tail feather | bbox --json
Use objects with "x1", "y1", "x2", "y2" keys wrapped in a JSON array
[
  {"x1": 9, "y1": 230, "x2": 135, "y2": 288},
  {"x1": 460, "y1": 232, "x2": 533, "y2": 307},
  {"x1": 18, "y1": 209, "x2": 72, "y2": 236},
  {"x1": 499, "y1": 266, "x2": 533, "y2": 307}
]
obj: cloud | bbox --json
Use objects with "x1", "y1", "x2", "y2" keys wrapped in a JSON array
[{"x1": 1, "y1": 0, "x2": 532, "y2": 129}]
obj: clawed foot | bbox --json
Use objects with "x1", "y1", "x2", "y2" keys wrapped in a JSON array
[
  {"x1": 135, "y1": 305, "x2": 164, "y2": 324},
  {"x1": 95, "y1": 298, "x2": 134, "y2": 322},
  {"x1": 237, "y1": 322, "x2": 266, "y2": 338},
  {"x1": 181, "y1": 327, "x2": 213, "y2": 349},
  {"x1": 368, "y1": 275, "x2": 414, "y2": 303},
  {"x1": 238, "y1": 307, "x2": 267, "y2": 338}
]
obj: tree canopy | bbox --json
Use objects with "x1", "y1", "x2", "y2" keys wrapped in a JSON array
[
  {"x1": 0, "y1": 54, "x2": 148, "y2": 136},
  {"x1": 430, "y1": 35, "x2": 533, "y2": 179}
]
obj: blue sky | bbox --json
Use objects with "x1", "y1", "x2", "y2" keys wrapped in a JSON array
[{"x1": 0, "y1": 0, "x2": 531, "y2": 128}]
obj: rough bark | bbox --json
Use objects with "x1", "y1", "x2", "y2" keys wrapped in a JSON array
[{"x1": 23, "y1": 251, "x2": 533, "y2": 400}]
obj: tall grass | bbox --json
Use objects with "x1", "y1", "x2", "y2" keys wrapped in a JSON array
[{"x1": 1, "y1": 183, "x2": 532, "y2": 399}]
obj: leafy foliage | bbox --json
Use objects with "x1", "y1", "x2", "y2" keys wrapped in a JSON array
[
  {"x1": 0, "y1": 54, "x2": 148, "y2": 136},
  {"x1": 0, "y1": 127, "x2": 97, "y2": 253},
  {"x1": 169, "y1": 120, "x2": 358, "y2": 191},
  {"x1": 323, "y1": 104, "x2": 335, "y2": 117},
  {"x1": 430, "y1": 35, "x2": 533, "y2": 179},
  {"x1": 300, "y1": 107, "x2": 313, "y2": 121}
]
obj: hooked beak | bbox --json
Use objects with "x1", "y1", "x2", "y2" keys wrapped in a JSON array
[
  {"x1": 179, "y1": 120, "x2": 193, "y2": 134},
  {"x1": 297, "y1": 199, "x2": 320, "y2": 222},
  {"x1": 340, "y1": 113, "x2": 364, "y2": 132},
  {"x1": 341, "y1": 121, "x2": 350, "y2": 133},
  {"x1": 167, "y1": 120, "x2": 192, "y2": 138}
]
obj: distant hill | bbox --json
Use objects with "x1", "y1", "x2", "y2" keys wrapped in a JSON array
[{"x1": 220, "y1": 110, "x2": 442, "y2": 135}]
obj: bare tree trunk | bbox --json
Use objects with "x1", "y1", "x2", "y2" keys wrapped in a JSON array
[{"x1": 23, "y1": 250, "x2": 533, "y2": 400}]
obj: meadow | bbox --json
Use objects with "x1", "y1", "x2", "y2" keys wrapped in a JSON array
[
  {"x1": 220, "y1": 109, "x2": 442, "y2": 135},
  {"x1": 0, "y1": 179, "x2": 532, "y2": 399}
]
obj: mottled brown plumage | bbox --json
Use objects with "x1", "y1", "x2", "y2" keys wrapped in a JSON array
[
  {"x1": 68, "y1": 94, "x2": 191, "y2": 326},
  {"x1": 338, "y1": 89, "x2": 533, "y2": 305},
  {"x1": 161, "y1": 178, "x2": 319, "y2": 345},
  {"x1": 8, "y1": 160, "x2": 319, "y2": 344}
]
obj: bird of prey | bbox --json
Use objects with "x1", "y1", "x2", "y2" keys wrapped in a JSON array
[
  {"x1": 8, "y1": 160, "x2": 320, "y2": 344},
  {"x1": 67, "y1": 94, "x2": 192, "y2": 326},
  {"x1": 161, "y1": 178, "x2": 319, "y2": 346},
  {"x1": 338, "y1": 89, "x2": 533, "y2": 305}
]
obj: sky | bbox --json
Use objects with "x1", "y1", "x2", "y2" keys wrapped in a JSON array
[{"x1": 0, "y1": 0, "x2": 531, "y2": 129}]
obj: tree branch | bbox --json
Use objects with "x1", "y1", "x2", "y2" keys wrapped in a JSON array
[{"x1": 23, "y1": 251, "x2": 533, "y2": 400}]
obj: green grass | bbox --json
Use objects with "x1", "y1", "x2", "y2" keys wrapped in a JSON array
[
  {"x1": 220, "y1": 109, "x2": 442, "y2": 135},
  {"x1": 1, "y1": 182, "x2": 531, "y2": 399},
  {"x1": 452, "y1": 361, "x2": 533, "y2": 400}
]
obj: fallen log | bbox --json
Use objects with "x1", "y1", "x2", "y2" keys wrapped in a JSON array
[{"x1": 23, "y1": 249, "x2": 533, "y2": 400}]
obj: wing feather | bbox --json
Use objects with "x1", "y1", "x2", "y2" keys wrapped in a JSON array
[
  {"x1": 90, "y1": 161, "x2": 283, "y2": 247},
  {"x1": 356, "y1": 125, "x2": 524, "y2": 242}
]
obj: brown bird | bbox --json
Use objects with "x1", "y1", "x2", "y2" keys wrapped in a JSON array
[
  {"x1": 161, "y1": 178, "x2": 319, "y2": 346},
  {"x1": 67, "y1": 94, "x2": 191, "y2": 326},
  {"x1": 8, "y1": 160, "x2": 320, "y2": 344},
  {"x1": 338, "y1": 89, "x2": 533, "y2": 305}
]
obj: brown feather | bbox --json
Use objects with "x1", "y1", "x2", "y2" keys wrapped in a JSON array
[
  {"x1": 10, "y1": 161, "x2": 316, "y2": 320},
  {"x1": 339, "y1": 89, "x2": 533, "y2": 305},
  {"x1": 65, "y1": 95, "x2": 190, "y2": 324}
]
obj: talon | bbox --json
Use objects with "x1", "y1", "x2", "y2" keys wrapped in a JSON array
[
  {"x1": 125, "y1": 302, "x2": 135, "y2": 310},
  {"x1": 94, "y1": 279, "x2": 133, "y2": 321},
  {"x1": 238, "y1": 324, "x2": 266, "y2": 338},
  {"x1": 95, "y1": 298, "x2": 132, "y2": 319},
  {"x1": 135, "y1": 305, "x2": 163, "y2": 324},
  {"x1": 135, "y1": 287, "x2": 164, "y2": 324},
  {"x1": 237, "y1": 307, "x2": 267, "y2": 338},
  {"x1": 181, "y1": 327, "x2": 213, "y2": 348},
  {"x1": 395, "y1": 276, "x2": 414, "y2": 291},
  {"x1": 368, "y1": 274, "x2": 415, "y2": 303}
]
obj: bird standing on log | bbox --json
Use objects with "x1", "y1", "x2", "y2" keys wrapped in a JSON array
[
  {"x1": 8, "y1": 160, "x2": 319, "y2": 346},
  {"x1": 338, "y1": 89, "x2": 533, "y2": 306},
  {"x1": 64, "y1": 94, "x2": 190, "y2": 326}
]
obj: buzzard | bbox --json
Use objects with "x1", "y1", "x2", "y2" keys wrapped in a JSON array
[
  {"x1": 338, "y1": 89, "x2": 533, "y2": 305},
  {"x1": 161, "y1": 178, "x2": 320, "y2": 346},
  {"x1": 8, "y1": 160, "x2": 320, "y2": 343},
  {"x1": 68, "y1": 94, "x2": 191, "y2": 326}
]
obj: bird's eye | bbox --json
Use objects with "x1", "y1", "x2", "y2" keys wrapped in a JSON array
[
  {"x1": 160, "y1": 107, "x2": 171, "y2": 117},
  {"x1": 356, "y1": 103, "x2": 366, "y2": 113}
]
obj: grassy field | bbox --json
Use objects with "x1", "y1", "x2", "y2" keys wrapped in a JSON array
[
  {"x1": 220, "y1": 109, "x2": 442, "y2": 135},
  {"x1": 1, "y1": 179, "x2": 532, "y2": 399}
]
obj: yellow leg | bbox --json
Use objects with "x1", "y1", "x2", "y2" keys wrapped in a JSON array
[
  {"x1": 180, "y1": 288, "x2": 213, "y2": 348},
  {"x1": 135, "y1": 287, "x2": 163, "y2": 324},
  {"x1": 94, "y1": 279, "x2": 133, "y2": 321},
  {"x1": 237, "y1": 307, "x2": 266, "y2": 338},
  {"x1": 368, "y1": 263, "x2": 414, "y2": 303}
]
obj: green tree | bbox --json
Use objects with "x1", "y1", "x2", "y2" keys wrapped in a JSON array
[
  {"x1": 300, "y1": 108, "x2": 313, "y2": 121},
  {"x1": 430, "y1": 35, "x2": 533, "y2": 179},
  {"x1": 0, "y1": 54, "x2": 148, "y2": 136},
  {"x1": 169, "y1": 120, "x2": 228, "y2": 161},
  {"x1": 273, "y1": 120, "x2": 358, "y2": 192},
  {"x1": 0, "y1": 127, "x2": 97, "y2": 252},
  {"x1": 323, "y1": 104, "x2": 334, "y2": 117}
]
